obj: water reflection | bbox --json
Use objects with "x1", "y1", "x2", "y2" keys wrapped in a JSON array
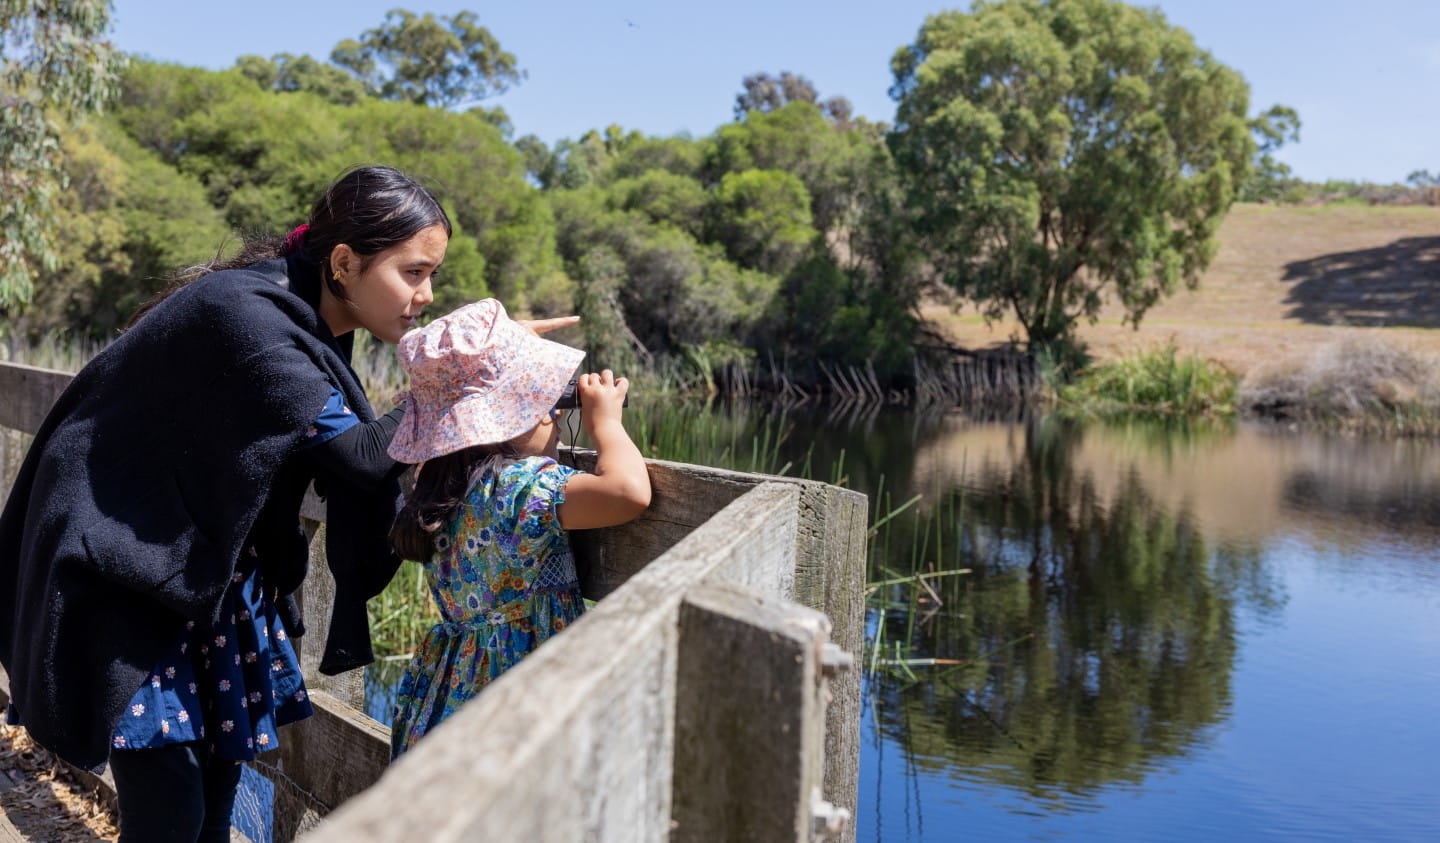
[{"x1": 869, "y1": 416, "x2": 1277, "y2": 811}]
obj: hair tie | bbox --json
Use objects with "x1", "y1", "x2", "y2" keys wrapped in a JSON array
[{"x1": 283, "y1": 223, "x2": 310, "y2": 254}]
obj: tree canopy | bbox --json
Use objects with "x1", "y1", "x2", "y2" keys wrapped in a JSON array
[
  {"x1": 330, "y1": 9, "x2": 523, "y2": 108},
  {"x1": 5, "y1": 2, "x2": 1332, "y2": 393},
  {"x1": 889, "y1": 0, "x2": 1262, "y2": 351}
]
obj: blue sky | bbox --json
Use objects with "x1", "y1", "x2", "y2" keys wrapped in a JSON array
[{"x1": 109, "y1": 1, "x2": 1439, "y2": 183}]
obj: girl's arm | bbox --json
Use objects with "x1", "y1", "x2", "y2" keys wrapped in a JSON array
[{"x1": 558, "y1": 370, "x2": 651, "y2": 530}]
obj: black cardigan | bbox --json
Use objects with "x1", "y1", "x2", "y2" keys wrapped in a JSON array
[{"x1": 0, "y1": 254, "x2": 403, "y2": 769}]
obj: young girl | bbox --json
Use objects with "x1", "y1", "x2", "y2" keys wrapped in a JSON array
[{"x1": 385, "y1": 298, "x2": 650, "y2": 757}]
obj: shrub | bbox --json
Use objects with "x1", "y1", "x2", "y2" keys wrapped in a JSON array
[
  {"x1": 1239, "y1": 336, "x2": 1440, "y2": 433},
  {"x1": 1061, "y1": 344, "x2": 1237, "y2": 417}
]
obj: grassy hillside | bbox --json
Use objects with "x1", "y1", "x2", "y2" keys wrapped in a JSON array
[{"x1": 924, "y1": 203, "x2": 1440, "y2": 375}]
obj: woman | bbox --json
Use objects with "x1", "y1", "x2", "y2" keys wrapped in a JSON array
[{"x1": 0, "y1": 165, "x2": 573, "y2": 841}]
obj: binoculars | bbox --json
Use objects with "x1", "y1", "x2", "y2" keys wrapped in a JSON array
[{"x1": 552, "y1": 369, "x2": 630, "y2": 410}]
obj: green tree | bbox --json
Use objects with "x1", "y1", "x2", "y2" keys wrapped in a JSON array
[
  {"x1": 572, "y1": 246, "x2": 641, "y2": 373},
  {"x1": 548, "y1": 188, "x2": 778, "y2": 356},
  {"x1": 608, "y1": 170, "x2": 709, "y2": 238},
  {"x1": 110, "y1": 60, "x2": 559, "y2": 316},
  {"x1": 235, "y1": 52, "x2": 367, "y2": 105},
  {"x1": 515, "y1": 127, "x2": 636, "y2": 190},
  {"x1": 1240, "y1": 104, "x2": 1301, "y2": 202},
  {"x1": 889, "y1": 0, "x2": 1256, "y2": 351},
  {"x1": 1, "y1": 0, "x2": 125, "y2": 310},
  {"x1": 21, "y1": 117, "x2": 229, "y2": 339},
  {"x1": 709, "y1": 169, "x2": 815, "y2": 276},
  {"x1": 734, "y1": 71, "x2": 853, "y2": 126},
  {"x1": 330, "y1": 9, "x2": 522, "y2": 108},
  {"x1": 707, "y1": 101, "x2": 874, "y2": 233}
]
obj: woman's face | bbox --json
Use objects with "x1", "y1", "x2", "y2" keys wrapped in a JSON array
[{"x1": 328, "y1": 224, "x2": 447, "y2": 343}]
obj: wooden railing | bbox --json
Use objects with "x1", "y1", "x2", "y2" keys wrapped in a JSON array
[{"x1": 0, "y1": 360, "x2": 866, "y2": 842}]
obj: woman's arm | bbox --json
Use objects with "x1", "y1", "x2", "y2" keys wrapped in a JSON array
[
  {"x1": 557, "y1": 370, "x2": 651, "y2": 530},
  {"x1": 304, "y1": 407, "x2": 408, "y2": 492}
]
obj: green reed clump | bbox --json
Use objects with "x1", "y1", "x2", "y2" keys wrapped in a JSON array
[
  {"x1": 608, "y1": 399, "x2": 799, "y2": 477},
  {"x1": 1060, "y1": 344, "x2": 1237, "y2": 417},
  {"x1": 862, "y1": 478, "x2": 976, "y2": 683},
  {"x1": 368, "y1": 559, "x2": 440, "y2": 657}
]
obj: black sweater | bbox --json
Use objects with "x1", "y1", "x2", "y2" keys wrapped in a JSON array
[{"x1": 0, "y1": 254, "x2": 404, "y2": 769}]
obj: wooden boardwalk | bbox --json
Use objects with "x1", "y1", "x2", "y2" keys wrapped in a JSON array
[{"x1": 0, "y1": 359, "x2": 868, "y2": 842}]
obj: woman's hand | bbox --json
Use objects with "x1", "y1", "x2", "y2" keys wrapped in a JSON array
[{"x1": 517, "y1": 315, "x2": 580, "y2": 335}]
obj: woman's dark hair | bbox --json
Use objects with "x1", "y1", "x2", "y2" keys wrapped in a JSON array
[
  {"x1": 127, "y1": 165, "x2": 451, "y2": 328},
  {"x1": 391, "y1": 442, "x2": 518, "y2": 562}
]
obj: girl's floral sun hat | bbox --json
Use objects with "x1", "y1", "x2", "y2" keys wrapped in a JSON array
[{"x1": 386, "y1": 299, "x2": 585, "y2": 463}]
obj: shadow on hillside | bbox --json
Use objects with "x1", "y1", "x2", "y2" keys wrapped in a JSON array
[{"x1": 1282, "y1": 236, "x2": 1440, "y2": 327}]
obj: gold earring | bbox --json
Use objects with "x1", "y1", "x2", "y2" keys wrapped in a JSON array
[{"x1": 332, "y1": 270, "x2": 341, "y2": 281}]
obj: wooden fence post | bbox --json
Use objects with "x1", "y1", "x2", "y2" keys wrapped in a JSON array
[{"x1": 671, "y1": 581, "x2": 851, "y2": 842}]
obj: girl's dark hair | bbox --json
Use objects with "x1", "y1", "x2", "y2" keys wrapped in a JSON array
[
  {"x1": 127, "y1": 165, "x2": 451, "y2": 328},
  {"x1": 391, "y1": 442, "x2": 518, "y2": 562}
]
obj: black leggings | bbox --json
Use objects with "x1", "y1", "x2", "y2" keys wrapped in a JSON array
[{"x1": 109, "y1": 742, "x2": 242, "y2": 843}]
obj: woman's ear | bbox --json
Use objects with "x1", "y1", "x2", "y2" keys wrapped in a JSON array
[{"x1": 329, "y1": 243, "x2": 358, "y2": 285}]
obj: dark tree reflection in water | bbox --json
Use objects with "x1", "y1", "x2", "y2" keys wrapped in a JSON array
[{"x1": 867, "y1": 416, "x2": 1284, "y2": 809}]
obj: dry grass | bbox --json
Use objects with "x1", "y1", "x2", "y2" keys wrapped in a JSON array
[
  {"x1": 923, "y1": 203, "x2": 1440, "y2": 376},
  {"x1": 1239, "y1": 335, "x2": 1440, "y2": 432}
]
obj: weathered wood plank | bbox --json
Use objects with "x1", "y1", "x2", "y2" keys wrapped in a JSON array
[
  {"x1": 259, "y1": 690, "x2": 389, "y2": 813},
  {"x1": 671, "y1": 581, "x2": 832, "y2": 842},
  {"x1": 567, "y1": 453, "x2": 758, "y2": 598},
  {"x1": 566, "y1": 448, "x2": 867, "y2": 835},
  {"x1": 0, "y1": 362, "x2": 73, "y2": 435},
  {"x1": 302, "y1": 482, "x2": 801, "y2": 842},
  {"x1": 803, "y1": 483, "x2": 867, "y2": 839}
]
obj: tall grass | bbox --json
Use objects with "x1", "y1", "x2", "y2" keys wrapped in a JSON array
[
  {"x1": 0, "y1": 330, "x2": 105, "y2": 373},
  {"x1": 862, "y1": 478, "x2": 977, "y2": 685},
  {"x1": 1059, "y1": 343, "x2": 1237, "y2": 417},
  {"x1": 367, "y1": 556, "x2": 440, "y2": 658}
]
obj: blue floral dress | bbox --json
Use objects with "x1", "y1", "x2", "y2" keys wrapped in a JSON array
[
  {"x1": 390, "y1": 456, "x2": 584, "y2": 758},
  {"x1": 107, "y1": 389, "x2": 358, "y2": 760}
]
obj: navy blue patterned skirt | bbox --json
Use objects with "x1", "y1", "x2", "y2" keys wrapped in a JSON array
[{"x1": 110, "y1": 562, "x2": 312, "y2": 760}]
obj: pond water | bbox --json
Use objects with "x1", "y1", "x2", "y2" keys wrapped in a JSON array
[{"x1": 369, "y1": 403, "x2": 1440, "y2": 841}]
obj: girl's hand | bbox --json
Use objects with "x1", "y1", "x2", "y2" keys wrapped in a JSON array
[
  {"x1": 517, "y1": 315, "x2": 579, "y2": 335},
  {"x1": 577, "y1": 370, "x2": 628, "y2": 429},
  {"x1": 559, "y1": 368, "x2": 649, "y2": 530}
]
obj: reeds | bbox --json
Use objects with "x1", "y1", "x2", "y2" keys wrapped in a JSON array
[
  {"x1": 1060, "y1": 343, "x2": 1237, "y2": 417},
  {"x1": 862, "y1": 478, "x2": 977, "y2": 685},
  {"x1": 367, "y1": 556, "x2": 439, "y2": 657},
  {"x1": 0, "y1": 330, "x2": 105, "y2": 373}
]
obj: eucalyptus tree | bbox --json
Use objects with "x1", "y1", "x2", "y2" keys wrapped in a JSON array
[
  {"x1": 734, "y1": 71, "x2": 853, "y2": 126},
  {"x1": 331, "y1": 9, "x2": 522, "y2": 108},
  {"x1": 889, "y1": 0, "x2": 1262, "y2": 353},
  {"x1": 1, "y1": 0, "x2": 125, "y2": 310},
  {"x1": 235, "y1": 52, "x2": 367, "y2": 105}
]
